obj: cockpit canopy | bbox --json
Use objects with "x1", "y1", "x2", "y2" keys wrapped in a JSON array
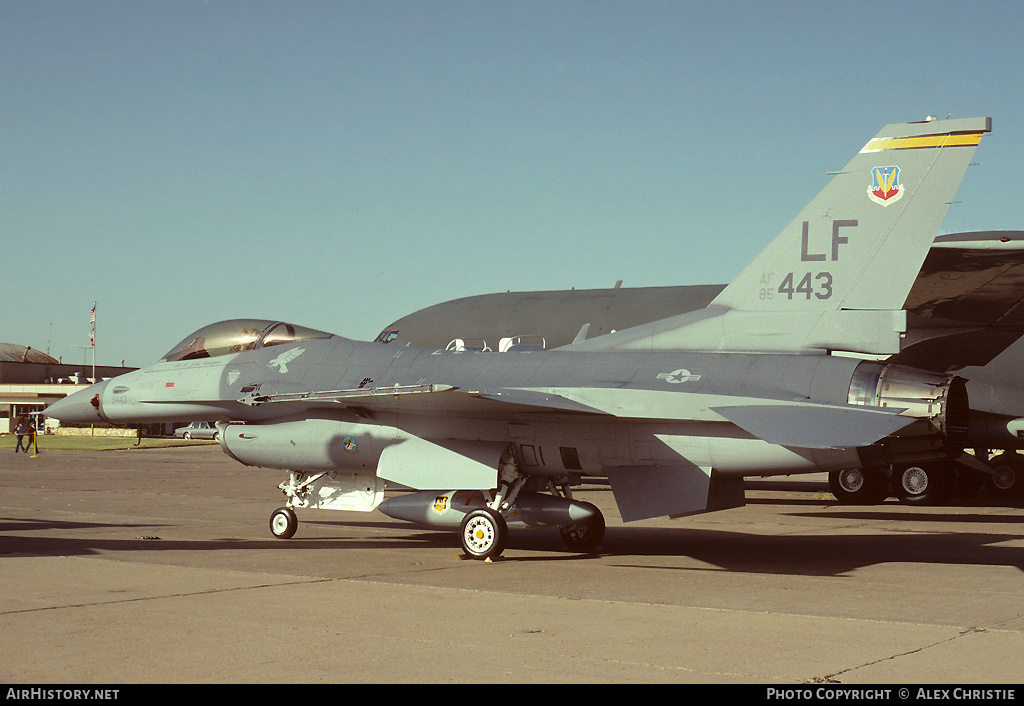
[{"x1": 160, "y1": 320, "x2": 333, "y2": 363}]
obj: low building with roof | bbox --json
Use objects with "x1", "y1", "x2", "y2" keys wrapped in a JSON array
[{"x1": 0, "y1": 342, "x2": 136, "y2": 433}]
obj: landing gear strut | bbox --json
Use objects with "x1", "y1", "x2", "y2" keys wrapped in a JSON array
[
  {"x1": 458, "y1": 449, "x2": 521, "y2": 560},
  {"x1": 268, "y1": 471, "x2": 330, "y2": 539}
]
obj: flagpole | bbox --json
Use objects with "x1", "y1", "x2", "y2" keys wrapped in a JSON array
[{"x1": 90, "y1": 301, "x2": 96, "y2": 383}]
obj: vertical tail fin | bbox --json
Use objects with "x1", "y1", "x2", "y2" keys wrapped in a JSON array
[
  {"x1": 574, "y1": 117, "x2": 991, "y2": 354},
  {"x1": 713, "y1": 116, "x2": 990, "y2": 314}
]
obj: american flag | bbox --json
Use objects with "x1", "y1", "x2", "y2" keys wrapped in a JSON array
[{"x1": 90, "y1": 302, "x2": 96, "y2": 346}]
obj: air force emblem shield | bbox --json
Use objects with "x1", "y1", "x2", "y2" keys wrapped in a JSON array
[{"x1": 868, "y1": 165, "x2": 904, "y2": 206}]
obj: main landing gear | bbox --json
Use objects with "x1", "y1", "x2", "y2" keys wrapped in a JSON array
[
  {"x1": 453, "y1": 460, "x2": 605, "y2": 560},
  {"x1": 984, "y1": 452, "x2": 1024, "y2": 499},
  {"x1": 454, "y1": 485, "x2": 607, "y2": 560},
  {"x1": 460, "y1": 508, "x2": 508, "y2": 560},
  {"x1": 828, "y1": 467, "x2": 889, "y2": 505},
  {"x1": 267, "y1": 463, "x2": 606, "y2": 560},
  {"x1": 828, "y1": 452, "x2": 1024, "y2": 506}
]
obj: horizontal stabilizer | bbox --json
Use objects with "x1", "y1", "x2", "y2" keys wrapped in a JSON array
[{"x1": 712, "y1": 403, "x2": 915, "y2": 449}]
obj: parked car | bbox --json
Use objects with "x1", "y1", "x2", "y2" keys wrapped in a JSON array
[{"x1": 173, "y1": 421, "x2": 220, "y2": 441}]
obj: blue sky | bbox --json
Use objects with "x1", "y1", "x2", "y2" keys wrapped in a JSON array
[{"x1": 3, "y1": 0, "x2": 1024, "y2": 366}]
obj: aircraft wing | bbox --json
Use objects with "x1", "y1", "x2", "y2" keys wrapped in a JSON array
[
  {"x1": 477, "y1": 387, "x2": 916, "y2": 448},
  {"x1": 236, "y1": 380, "x2": 913, "y2": 448},
  {"x1": 896, "y1": 231, "x2": 1024, "y2": 370}
]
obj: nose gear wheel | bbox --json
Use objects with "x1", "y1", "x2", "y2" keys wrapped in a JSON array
[{"x1": 269, "y1": 507, "x2": 298, "y2": 539}]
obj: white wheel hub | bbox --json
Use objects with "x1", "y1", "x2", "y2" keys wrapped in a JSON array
[
  {"x1": 271, "y1": 513, "x2": 291, "y2": 535},
  {"x1": 463, "y1": 515, "x2": 497, "y2": 553},
  {"x1": 838, "y1": 469, "x2": 865, "y2": 493},
  {"x1": 901, "y1": 466, "x2": 929, "y2": 495}
]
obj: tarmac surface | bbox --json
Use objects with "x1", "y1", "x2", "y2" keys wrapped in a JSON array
[{"x1": 1, "y1": 445, "x2": 1023, "y2": 684}]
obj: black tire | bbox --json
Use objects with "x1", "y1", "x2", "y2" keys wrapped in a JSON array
[
  {"x1": 270, "y1": 507, "x2": 298, "y2": 539},
  {"x1": 892, "y1": 461, "x2": 951, "y2": 506},
  {"x1": 459, "y1": 508, "x2": 508, "y2": 560},
  {"x1": 183, "y1": 432, "x2": 192, "y2": 440},
  {"x1": 953, "y1": 464, "x2": 984, "y2": 498},
  {"x1": 828, "y1": 468, "x2": 888, "y2": 505},
  {"x1": 559, "y1": 509, "x2": 606, "y2": 552},
  {"x1": 985, "y1": 453, "x2": 1024, "y2": 499}
]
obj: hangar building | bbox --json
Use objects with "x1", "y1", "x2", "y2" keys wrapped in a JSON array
[{"x1": 0, "y1": 342, "x2": 136, "y2": 433}]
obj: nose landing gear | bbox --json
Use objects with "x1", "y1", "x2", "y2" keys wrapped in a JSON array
[{"x1": 270, "y1": 507, "x2": 298, "y2": 539}]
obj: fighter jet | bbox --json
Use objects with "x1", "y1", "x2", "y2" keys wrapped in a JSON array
[
  {"x1": 47, "y1": 117, "x2": 991, "y2": 559},
  {"x1": 376, "y1": 231, "x2": 1024, "y2": 504}
]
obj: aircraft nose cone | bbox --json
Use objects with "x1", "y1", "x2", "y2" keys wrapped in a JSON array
[{"x1": 46, "y1": 380, "x2": 109, "y2": 424}]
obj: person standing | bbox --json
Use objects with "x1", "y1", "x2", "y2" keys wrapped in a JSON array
[
  {"x1": 25, "y1": 419, "x2": 37, "y2": 455},
  {"x1": 14, "y1": 416, "x2": 27, "y2": 453}
]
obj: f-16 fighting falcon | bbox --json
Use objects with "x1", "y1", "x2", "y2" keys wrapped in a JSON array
[{"x1": 47, "y1": 117, "x2": 991, "y2": 559}]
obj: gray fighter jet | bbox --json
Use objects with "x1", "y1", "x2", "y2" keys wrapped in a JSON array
[
  {"x1": 47, "y1": 117, "x2": 992, "y2": 559},
  {"x1": 376, "y1": 231, "x2": 1024, "y2": 504}
]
